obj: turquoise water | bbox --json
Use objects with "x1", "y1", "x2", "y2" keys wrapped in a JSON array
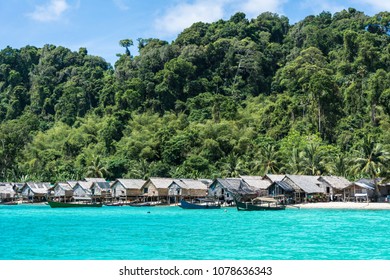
[{"x1": 0, "y1": 205, "x2": 389, "y2": 260}]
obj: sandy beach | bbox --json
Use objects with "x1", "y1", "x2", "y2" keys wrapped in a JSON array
[{"x1": 290, "y1": 202, "x2": 390, "y2": 210}]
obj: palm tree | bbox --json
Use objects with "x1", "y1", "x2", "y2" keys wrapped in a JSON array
[
  {"x1": 252, "y1": 144, "x2": 280, "y2": 175},
  {"x1": 326, "y1": 154, "x2": 350, "y2": 177},
  {"x1": 86, "y1": 156, "x2": 109, "y2": 178},
  {"x1": 126, "y1": 159, "x2": 150, "y2": 179},
  {"x1": 218, "y1": 153, "x2": 248, "y2": 177},
  {"x1": 280, "y1": 148, "x2": 303, "y2": 175},
  {"x1": 351, "y1": 137, "x2": 390, "y2": 200},
  {"x1": 299, "y1": 142, "x2": 326, "y2": 175}
]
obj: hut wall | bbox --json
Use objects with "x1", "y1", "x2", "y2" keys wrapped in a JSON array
[
  {"x1": 111, "y1": 183, "x2": 126, "y2": 198},
  {"x1": 141, "y1": 181, "x2": 158, "y2": 197},
  {"x1": 73, "y1": 186, "x2": 89, "y2": 198}
]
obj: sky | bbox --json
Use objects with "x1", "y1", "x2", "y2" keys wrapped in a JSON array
[{"x1": 0, "y1": 0, "x2": 389, "y2": 66}]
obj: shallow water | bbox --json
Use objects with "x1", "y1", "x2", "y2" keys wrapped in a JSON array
[{"x1": 0, "y1": 204, "x2": 389, "y2": 260}]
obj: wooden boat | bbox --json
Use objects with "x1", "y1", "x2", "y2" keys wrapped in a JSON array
[
  {"x1": 129, "y1": 201, "x2": 160, "y2": 207},
  {"x1": 104, "y1": 202, "x2": 125, "y2": 206},
  {"x1": 48, "y1": 201, "x2": 102, "y2": 208},
  {"x1": 235, "y1": 197, "x2": 286, "y2": 211},
  {"x1": 0, "y1": 201, "x2": 20, "y2": 205},
  {"x1": 179, "y1": 198, "x2": 221, "y2": 209}
]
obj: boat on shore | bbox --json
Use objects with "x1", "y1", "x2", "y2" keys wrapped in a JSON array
[
  {"x1": 179, "y1": 198, "x2": 221, "y2": 209},
  {"x1": 235, "y1": 197, "x2": 286, "y2": 211},
  {"x1": 48, "y1": 201, "x2": 103, "y2": 208}
]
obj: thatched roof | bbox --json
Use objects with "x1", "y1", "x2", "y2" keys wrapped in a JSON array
[
  {"x1": 252, "y1": 197, "x2": 278, "y2": 203},
  {"x1": 74, "y1": 181, "x2": 93, "y2": 190},
  {"x1": 53, "y1": 182, "x2": 73, "y2": 191},
  {"x1": 319, "y1": 176, "x2": 351, "y2": 190},
  {"x1": 271, "y1": 181, "x2": 294, "y2": 192},
  {"x1": 354, "y1": 178, "x2": 376, "y2": 190},
  {"x1": 211, "y1": 178, "x2": 257, "y2": 196},
  {"x1": 0, "y1": 183, "x2": 15, "y2": 195},
  {"x1": 175, "y1": 179, "x2": 208, "y2": 190},
  {"x1": 169, "y1": 179, "x2": 208, "y2": 197},
  {"x1": 12, "y1": 183, "x2": 25, "y2": 192},
  {"x1": 264, "y1": 174, "x2": 286, "y2": 182},
  {"x1": 283, "y1": 175, "x2": 324, "y2": 194},
  {"x1": 112, "y1": 179, "x2": 146, "y2": 189},
  {"x1": 85, "y1": 178, "x2": 107, "y2": 182},
  {"x1": 92, "y1": 181, "x2": 111, "y2": 190},
  {"x1": 240, "y1": 176, "x2": 272, "y2": 190},
  {"x1": 24, "y1": 182, "x2": 51, "y2": 194},
  {"x1": 147, "y1": 178, "x2": 174, "y2": 190}
]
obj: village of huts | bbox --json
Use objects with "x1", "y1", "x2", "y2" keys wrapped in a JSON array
[{"x1": 1, "y1": 174, "x2": 389, "y2": 205}]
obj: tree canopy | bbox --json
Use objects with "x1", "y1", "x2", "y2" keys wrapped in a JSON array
[{"x1": 0, "y1": 9, "x2": 389, "y2": 182}]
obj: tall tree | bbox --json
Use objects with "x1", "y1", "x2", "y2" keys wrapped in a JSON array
[
  {"x1": 351, "y1": 137, "x2": 390, "y2": 200},
  {"x1": 119, "y1": 39, "x2": 133, "y2": 56}
]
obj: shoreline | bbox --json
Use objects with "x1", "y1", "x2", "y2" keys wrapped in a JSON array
[{"x1": 290, "y1": 201, "x2": 390, "y2": 210}]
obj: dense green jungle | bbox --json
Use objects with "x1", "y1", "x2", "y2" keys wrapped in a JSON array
[{"x1": 0, "y1": 8, "x2": 389, "y2": 182}]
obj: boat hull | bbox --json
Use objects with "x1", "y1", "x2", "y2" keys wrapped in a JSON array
[
  {"x1": 179, "y1": 199, "x2": 221, "y2": 209},
  {"x1": 48, "y1": 201, "x2": 102, "y2": 208},
  {"x1": 235, "y1": 200, "x2": 285, "y2": 211}
]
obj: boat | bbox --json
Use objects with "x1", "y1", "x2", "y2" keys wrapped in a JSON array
[
  {"x1": 47, "y1": 201, "x2": 103, "y2": 208},
  {"x1": 179, "y1": 198, "x2": 221, "y2": 209},
  {"x1": 235, "y1": 197, "x2": 286, "y2": 211},
  {"x1": 104, "y1": 202, "x2": 125, "y2": 206},
  {"x1": 129, "y1": 201, "x2": 161, "y2": 207},
  {"x1": 0, "y1": 200, "x2": 22, "y2": 205}
]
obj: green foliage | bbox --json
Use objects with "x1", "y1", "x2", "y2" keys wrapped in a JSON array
[{"x1": 0, "y1": 8, "x2": 389, "y2": 181}]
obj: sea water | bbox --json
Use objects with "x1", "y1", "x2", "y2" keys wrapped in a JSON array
[{"x1": 0, "y1": 204, "x2": 389, "y2": 260}]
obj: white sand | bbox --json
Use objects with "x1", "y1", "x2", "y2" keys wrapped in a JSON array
[{"x1": 289, "y1": 202, "x2": 390, "y2": 210}]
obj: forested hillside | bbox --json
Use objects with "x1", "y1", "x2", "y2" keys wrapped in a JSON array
[{"x1": 0, "y1": 8, "x2": 389, "y2": 182}]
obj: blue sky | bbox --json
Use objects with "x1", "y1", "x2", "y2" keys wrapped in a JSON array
[{"x1": 0, "y1": 0, "x2": 389, "y2": 66}]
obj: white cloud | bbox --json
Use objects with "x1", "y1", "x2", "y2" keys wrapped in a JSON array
[
  {"x1": 113, "y1": 0, "x2": 129, "y2": 11},
  {"x1": 154, "y1": 0, "x2": 291, "y2": 36},
  {"x1": 299, "y1": 0, "x2": 346, "y2": 16},
  {"x1": 155, "y1": 0, "x2": 225, "y2": 35},
  {"x1": 28, "y1": 0, "x2": 69, "y2": 22},
  {"x1": 240, "y1": 0, "x2": 287, "y2": 18},
  {"x1": 357, "y1": 0, "x2": 390, "y2": 11}
]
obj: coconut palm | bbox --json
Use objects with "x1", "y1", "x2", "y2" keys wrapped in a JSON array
[
  {"x1": 299, "y1": 142, "x2": 326, "y2": 175},
  {"x1": 351, "y1": 137, "x2": 390, "y2": 200},
  {"x1": 252, "y1": 144, "x2": 280, "y2": 175},
  {"x1": 218, "y1": 153, "x2": 248, "y2": 177},
  {"x1": 326, "y1": 154, "x2": 350, "y2": 177},
  {"x1": 85, "y1": 156, "x2": 109, "y2": 178},
  {"x1": 126, "y1": 159, "x2": 150, "y2": 179},
  {"x1": 280, "y1": 147, "x2": 303, "y2": 175}
]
